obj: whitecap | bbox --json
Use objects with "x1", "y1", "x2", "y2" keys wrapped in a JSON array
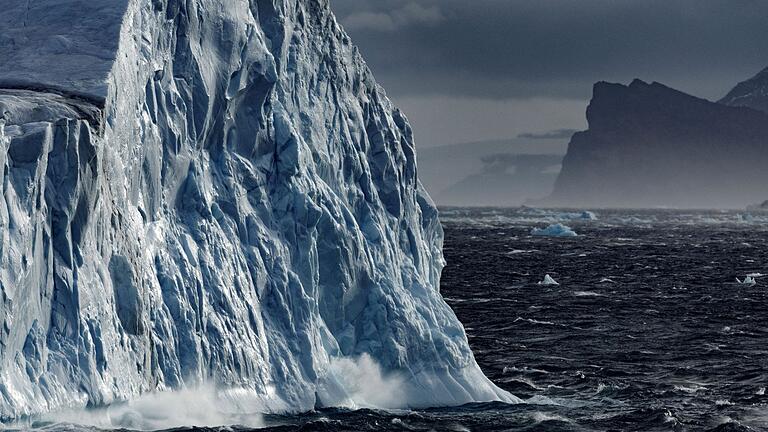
[
  {"x1": 530, "y1": 411, "x2": 574, "y2": 424},
  {"x1": 507, "y1": 249, "x2": 539, "y2": 255},
  {"x1": 26, "y1": 385, "x2": 268, "y2": 431},
  {"x1": 514, "y1": 317, "x2": 556, "y2": 326},
  {"x1": 573, "y1": 291, "x2": 604, "y2": 297},
  {"x1": 531, "y1": 224, "x2": 578, "y2": 237}
]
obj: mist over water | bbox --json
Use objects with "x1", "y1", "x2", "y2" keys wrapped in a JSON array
[
  {"x1": 327, "y1": 354, "x2": 408, "y2": 410},
  {"x1": 21, "y1": 385, "x2": 266, "y2": 430}
]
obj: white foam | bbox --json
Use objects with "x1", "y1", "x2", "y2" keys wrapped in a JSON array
[{"x1": 25, "y1": 385, "x2": 267, "y2": 431}]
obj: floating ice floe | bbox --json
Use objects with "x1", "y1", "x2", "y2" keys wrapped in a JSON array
[
  {"x1": 736, "y1": 276, "x2": 757, "y2": 286},
  {"x1": 531, "y1": 223, "x2": 578, "y2": 237},
  {"x1": 538, "y1": 275, "x2": 560, "y2": 286}
]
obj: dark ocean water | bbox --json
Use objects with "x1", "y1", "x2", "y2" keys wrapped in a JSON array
[
  {"x1": 433, "y1": 207, "x2": 768, "y2": 431},
  {"x1": 26, "y1": 208, "x2": 768, "y2": 431}
]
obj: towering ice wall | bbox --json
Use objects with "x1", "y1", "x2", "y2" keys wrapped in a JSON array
[{"x1": 0, "y1": 0, "x2": 512, "y2": 420}]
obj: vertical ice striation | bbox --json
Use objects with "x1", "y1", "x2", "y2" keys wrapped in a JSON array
[{"x1": 0, "y1": 0, "x2": 514, "y2": 420}]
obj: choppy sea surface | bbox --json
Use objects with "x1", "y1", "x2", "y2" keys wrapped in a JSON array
[{"x1": 24, "y1": 208, "x2": 768, "y2": 431}]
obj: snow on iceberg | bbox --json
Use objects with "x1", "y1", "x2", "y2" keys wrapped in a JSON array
[
  {"x1": 0, "y1": 0, "x2": 515, "y2": 420},
  {"x1": 531, "y1": 223, "x2": 578, "y2": 237}
]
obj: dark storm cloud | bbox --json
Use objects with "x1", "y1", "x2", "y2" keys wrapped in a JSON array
[{"x1": 330, "y1": 0, "x2": 768, "y2": 101}]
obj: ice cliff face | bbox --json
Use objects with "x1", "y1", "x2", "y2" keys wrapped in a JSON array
[{"x1": 0, "y1": 0, "x2": 512, "y2": 420}]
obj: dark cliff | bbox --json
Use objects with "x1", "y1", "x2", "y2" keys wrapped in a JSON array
[
  {"x1": 720, "y1": 67, "x2": 768, "y2": 114},
  {"x1": 547, "y1": 79, "x2": 768, "y2": 209}
]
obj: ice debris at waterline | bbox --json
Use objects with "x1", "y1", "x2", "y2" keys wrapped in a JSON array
[
  {"x1": 538, "y1": 275, "x2": 560, "y2": 286},
  {"x1": 0, "y1": 0, "x2": 515, "y2": 420},
  {"x1": 531, "y1": 223, "x2": 578, "y2": 237}
]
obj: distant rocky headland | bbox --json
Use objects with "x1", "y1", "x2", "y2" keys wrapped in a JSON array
[{"x1": 545, "y1": 69, "x2": 768, "y2": 209}]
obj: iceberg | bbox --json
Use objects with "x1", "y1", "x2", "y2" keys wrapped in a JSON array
[
  {"x1": 0, "y1": 0, "x2": 514, "y2": 421},
  {"x1": 740, "y1": 214, "x2": 756, "y2": 223},
  {"x1": 531, "y1": 223, "x2": 578, "y2": 237},
  {"x1": 737, "y1": 276, "x2": 758, "y2": 286},
  {"x1": 537, "y1": 275, "x2": 560, "y2": 286}
]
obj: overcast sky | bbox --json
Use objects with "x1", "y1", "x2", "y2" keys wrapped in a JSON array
[{"x1": 329, "y1": 0, "x2": 768, "y2": 149}]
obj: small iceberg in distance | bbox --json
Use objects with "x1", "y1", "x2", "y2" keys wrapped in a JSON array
[
  {"x1": 737, "y1": 276, "x2": 757, "y2": 286},
  {"x1": 740, "y1": 214, "x2": 756, "y2": 223},
  {"x1": 538, "y1": 275, "x2": 560, "y2": 286},
  {"x1": 578, "y1": 211, "x2": 598, "y2": 220},
  {"x1": 531, "y1": 223, "x2": 578, "y2": 237}
]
